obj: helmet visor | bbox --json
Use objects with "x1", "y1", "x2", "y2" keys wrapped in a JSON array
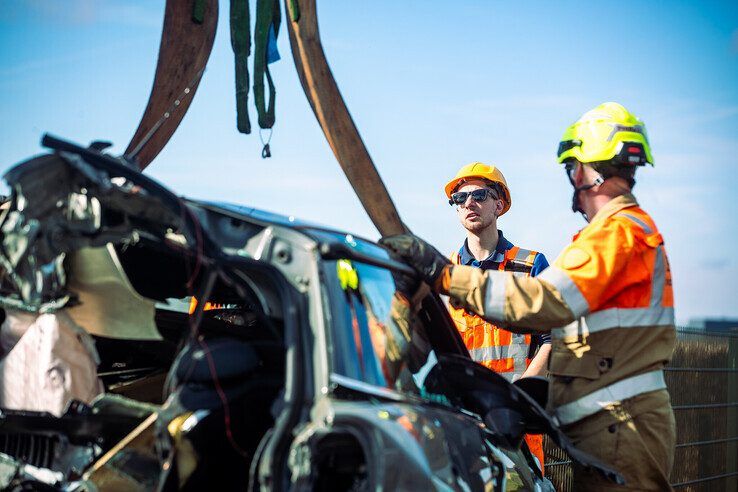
[{"x1": 557, "y1": 139, "x2": 582, "y2": 159}]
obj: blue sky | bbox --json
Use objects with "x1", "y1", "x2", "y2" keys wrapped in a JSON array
[{"x1": 1, "y1": 1, "x2": 737, "y2": 324}]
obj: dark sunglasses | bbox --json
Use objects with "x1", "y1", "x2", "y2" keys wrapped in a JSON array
[{"x1": 449, "y1": 188, "x2": 499, "y2": 206}]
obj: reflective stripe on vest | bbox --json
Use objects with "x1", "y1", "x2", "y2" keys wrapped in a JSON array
[
  {"x1": 554, "y1": 370, "x2": 667, "y2": 426},
  {"x1": 554, "y1": 306, "x2": 675, "y2": 337},
  {"x1": 449, "y1": 246, "x2": 538, "y2": 378}
]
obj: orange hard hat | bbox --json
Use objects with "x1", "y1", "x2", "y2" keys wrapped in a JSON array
[{"x1": 444, "y1": 162, "x2": 511, "y2": 216}]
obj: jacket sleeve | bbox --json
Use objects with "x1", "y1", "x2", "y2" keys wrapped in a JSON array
[{"x1": 439, "y1": 220, "x2": 634, "y2": 331}]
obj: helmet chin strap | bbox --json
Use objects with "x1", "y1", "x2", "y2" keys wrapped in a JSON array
[{"x1": 570, "y1": 174, "x2": 604, "y2": 220}]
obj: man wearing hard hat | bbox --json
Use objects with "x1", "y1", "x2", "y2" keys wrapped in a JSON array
[
  {"x1": 444, "y1": 162, "x2": 551, "y2": 470},
  {"x1": 382, "y1": 102, "x2": 676, "y2": 490}
]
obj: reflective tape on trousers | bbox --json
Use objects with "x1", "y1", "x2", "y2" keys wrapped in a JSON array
[
  {"x1": 552, "y1": 305, "x2": 675, "y2": 338},
  {"x1": 554, "y1": 369, "x2": 667, "y2": 426},
  {"x1": 537, "y1": 265, "x2": 590, "y2": 318}
]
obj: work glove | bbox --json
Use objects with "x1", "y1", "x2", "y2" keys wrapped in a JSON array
[
  {"x1": 380, "y1": 234, "x2": 450, "y2": 287},
  {"x1": 390, "y1": 270, "x2": 420, "y2": 300}
]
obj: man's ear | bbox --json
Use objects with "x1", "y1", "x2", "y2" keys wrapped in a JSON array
[
  {"x1": 574, "y1": 163, "x2": 587, "y2": 187},
  {"x1": 495, "y1": 199, "x2": 505, "y2": 216},
  {"x1": 580, "y1": 164, "x2": 604, "y2": 190}
]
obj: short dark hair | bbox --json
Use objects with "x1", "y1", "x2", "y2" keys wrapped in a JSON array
[
  {"x1": 485, "y1": 181, "x2": 504, "y2": 200},
  {"x1": 590, "y1": 161, "x2": 637, "y2": 188}
]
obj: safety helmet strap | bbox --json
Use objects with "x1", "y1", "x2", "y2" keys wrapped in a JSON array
[{"x1": 565, "y1": 161, "x2": 605, "y2": 218}]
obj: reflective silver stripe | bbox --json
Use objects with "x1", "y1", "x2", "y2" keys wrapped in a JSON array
[
  {"x1": 468, "y1": 336, "x2": 530, "y2": 366},
  {"x1": 563, "y1": 306, "x2": 676, "y2": 337},
  {"x1": 509, "y1": 333, "x2": 529, "y2": 377},
  {"x1": 554, "y1": 370, "x2": 666, "y2": 425},
  {"x1": 469, "y1": 345, "x2": 509, "y2": 362},
  {"x1": 606, "y1": 123, "x2": 645, "y2": 142},
  {"x1": 552, "y1": 319, "x2": 583, "y2": 339},
  {"x1": 586, "y1": 305, "x2": 675, "y2": 330},
  {"x1": 484, "y1": 270, "x2": 507, "y2": 320},
  {"x1": 618, "y1": 212, "x2": 653, "y2": 234},
  {"x1": 514, "y1": 248, "x2": 533, "y2": 264},
  {"x1": 553, "y1": 306, "x2": 675, "y2": 338},
  {"x1": 651, "y1": 245, "x2": 666, "y2": 307},
  {"x1": 538, "y1": 266, "x2": 590, "y2": 317}
]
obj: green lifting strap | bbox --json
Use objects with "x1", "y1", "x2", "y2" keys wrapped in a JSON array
[
  {"x1": 192, "y1": 0, "x2": 206, "y2": 23},
  {"x1": 253, "y1": 0, "x2": 281, "y2": 129},
  {"x1": 287, "y1": 0, "x2": 300, "y2": 22},
  {"x1": 230, "y1": 0, "x2": 251, "y2": 134}
]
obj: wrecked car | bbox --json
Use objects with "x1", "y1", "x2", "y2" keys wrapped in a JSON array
[{"x1": 0, "y1": 136, "x2": 620, "y2": 491}]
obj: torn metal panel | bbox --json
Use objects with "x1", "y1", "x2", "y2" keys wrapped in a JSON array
[
  {"x1": 65, "y1": 244, "x2": 161, "y2": 341},
  {"x1": 0, "y1": 149, "x2": 189, "y2": 313}
]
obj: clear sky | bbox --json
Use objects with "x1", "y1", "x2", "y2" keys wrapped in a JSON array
[{"x1": 1, "y1": 1, "x2": 737, "y2": 324}]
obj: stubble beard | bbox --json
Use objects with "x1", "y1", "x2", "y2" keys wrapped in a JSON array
[{"x1": 463, "y1": 214, "x2": 495, "y2": 234}]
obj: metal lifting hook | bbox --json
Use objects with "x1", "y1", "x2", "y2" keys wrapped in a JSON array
[{"x1": 260, "y1": 128, "x2": 273, "y2": 159}]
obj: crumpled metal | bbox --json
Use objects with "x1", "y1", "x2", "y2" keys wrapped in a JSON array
[
  {"x1": 0, "y1": 151, "x2": 183, "y2": 313},
  {"x1": 0, "y1": 309, "x2": 103, "y2": 416}
]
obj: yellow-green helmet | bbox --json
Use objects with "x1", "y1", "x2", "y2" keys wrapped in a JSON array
[{"x1": 557, "y1": 102, "x2": 654, "y2": 167}]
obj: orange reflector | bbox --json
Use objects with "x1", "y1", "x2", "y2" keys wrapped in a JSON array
[{"x1": 188, "y1": 297, "x2": 225, "y2": 314}]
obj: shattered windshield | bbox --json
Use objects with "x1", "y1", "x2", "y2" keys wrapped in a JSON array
[{"x1": 324, "y1": 258, "x2": 446, "y2": 404}]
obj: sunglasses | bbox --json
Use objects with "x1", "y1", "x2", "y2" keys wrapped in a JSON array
[{"x1": 449, "y1": 188, "x2": 499, "y2": 206}]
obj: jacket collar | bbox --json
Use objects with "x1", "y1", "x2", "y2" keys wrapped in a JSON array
[
  {"x1": 458, "y1": 229, "x2": 513, "y2": 266},
  {"x1": 589, "y1": 193, "x2": 639, "y2": 224}
]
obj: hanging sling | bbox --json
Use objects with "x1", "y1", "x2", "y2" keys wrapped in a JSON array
[
  {"x1": 253, "y1": 0, "x2": 281, "y2": 130},
  {"x1": 230, "y1": 0, "x2": 251, "y2": 134}
]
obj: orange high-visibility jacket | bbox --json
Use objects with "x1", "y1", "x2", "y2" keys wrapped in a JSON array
[
  {"x1": 440, "y1": 194, "x2": 675, "y2": 429},
  {"x1": 449, "y1": 246, "x2": 545, "y2": 380}
]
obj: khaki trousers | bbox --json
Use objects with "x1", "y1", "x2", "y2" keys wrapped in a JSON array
[{"x1": 566, "y1": 390, "x2": 676, "y2": 491}]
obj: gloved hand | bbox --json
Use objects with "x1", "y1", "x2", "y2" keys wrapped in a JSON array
[
  {"x1": 390, "y1": 271, "x2": 420, "y2": 300},
  {"x1": 380, "y1": 234, "x2": 450, "y2": 287}
]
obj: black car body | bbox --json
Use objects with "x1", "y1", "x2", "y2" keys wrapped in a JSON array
[{"x1": 0, "y1": 137, "x2": 618, "y2": 491}]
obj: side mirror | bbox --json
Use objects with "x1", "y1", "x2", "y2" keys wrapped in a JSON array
[
  {"x1": 428, "y1": 354, "x2": 625, "y2": 486},
  {"x1": 513, "y1": 376, "x2": 548, "y2": 409},
  {"x1": 481, "y1": 407, "x2": 526, "y2": 449}
]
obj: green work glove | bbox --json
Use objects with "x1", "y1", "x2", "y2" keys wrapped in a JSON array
[{"x1": 380, "y1": 234, "x2": 450, "y2": 287}]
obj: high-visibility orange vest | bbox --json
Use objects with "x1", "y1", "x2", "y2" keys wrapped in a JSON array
[{"x1": 449, "y1": 246, "x2": 539, "y2": 380}]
